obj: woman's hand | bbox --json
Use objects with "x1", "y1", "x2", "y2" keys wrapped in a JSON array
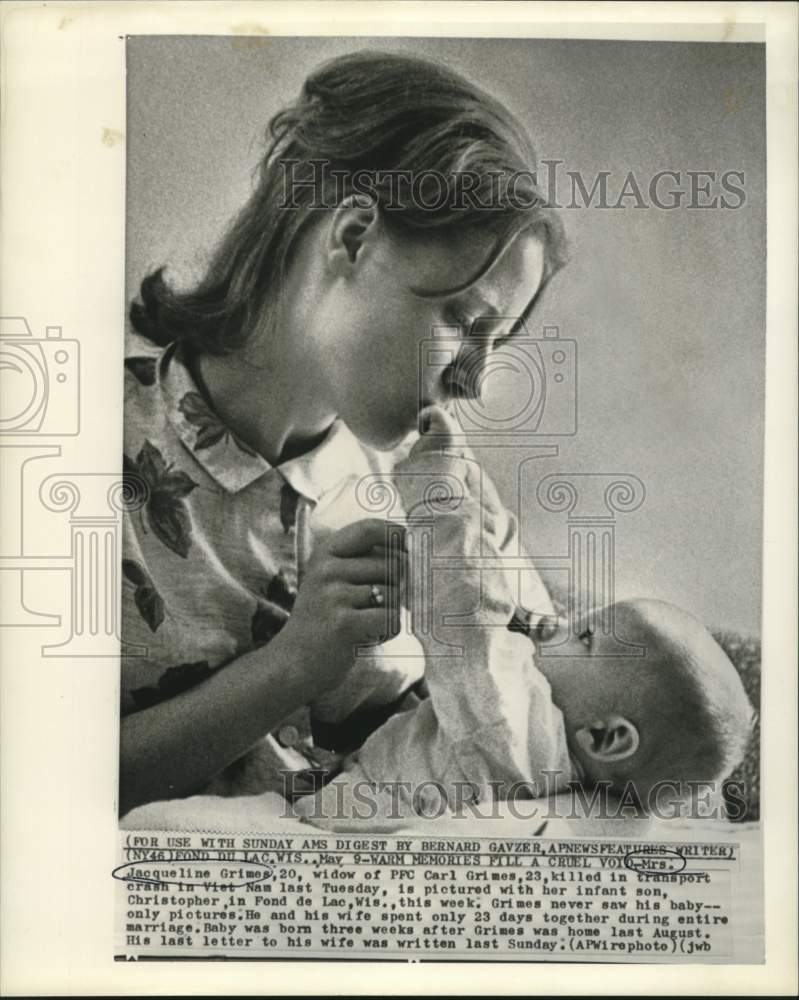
[
  {"x1": 280, "y1": 518, "x2": 407, "y2": 697},
  {"x1": 120, "y1": 516, "x2": 406, "y2": 815}
]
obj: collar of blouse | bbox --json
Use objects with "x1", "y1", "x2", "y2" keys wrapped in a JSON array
[{"x1": 158, "y1": 341, "x2": 393, "y2": 503}]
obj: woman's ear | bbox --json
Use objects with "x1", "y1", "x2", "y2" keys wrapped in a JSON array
[
  {"x1": 574, "y1": 715, "x2": 640, "y2": 763},
  {"x1": 327, "y1": 194, "x2": 380, "y2": 276}
]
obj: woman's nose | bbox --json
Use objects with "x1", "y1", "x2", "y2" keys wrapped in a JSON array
[
  {"x1": 442, "y1": 363, "x2": 479, "y2": 400},
  {"x1": 442, "y1": 344, "x2": 490, "y2": 401}
]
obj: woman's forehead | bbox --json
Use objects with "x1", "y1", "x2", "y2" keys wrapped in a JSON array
[{"x1": 389, "y1": 226, "x2": 546, "y2": 311}]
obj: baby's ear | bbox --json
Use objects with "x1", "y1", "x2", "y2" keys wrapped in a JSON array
[{"x1": 575, "y1": 715, "x2": 640, "y2": 764}]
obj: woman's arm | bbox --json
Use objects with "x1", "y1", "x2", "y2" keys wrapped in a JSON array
[
  {"x1": 119, "y1": 627, "x2": 313, "y2": 816},
  {"x1": 307, "y1": 515, "x2": 567, "y2": 825},
  {"x1": 120, "y1": 517, "x2": 407, "y2": 816}
]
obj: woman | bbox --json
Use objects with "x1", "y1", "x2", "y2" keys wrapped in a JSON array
[{"x1": 120, "y1": 50, "x2": 567, "y2": 817}]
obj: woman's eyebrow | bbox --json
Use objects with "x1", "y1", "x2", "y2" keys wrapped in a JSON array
[
  {"x1": 410, "y1": 277, "x2": 494, "y2": 300},
  {"x1": 411, "y1": 266, "x2": 551, "y2": 334},
  {"x1": 408, "y1": 236, "x2": 508, "y2": 298},
  {"x1": 414, "y1": 283, "x2": 503, "y2": 322},
  {"x1": 471, "y1": 279, "x2": 550, "y2": 334},
  {"x1": 461, "y1": 291, "x2": 501, "y2": 317}
]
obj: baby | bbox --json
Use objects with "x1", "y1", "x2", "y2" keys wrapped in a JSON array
[
  {"x1": 297, "y1": 408, "x2": 754, "y2": 825},
  {"x1": 306, "y1": 408, "x2": 555, "y2": 734}
]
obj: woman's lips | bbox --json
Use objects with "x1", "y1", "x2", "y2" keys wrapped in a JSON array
[{"x1": 420, "y1": 398, "x2": 457, "y2": 415}]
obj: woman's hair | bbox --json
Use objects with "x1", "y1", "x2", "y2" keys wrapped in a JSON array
[{"x1": 131, "y1": 50, "x2": 568, "y2": 354}]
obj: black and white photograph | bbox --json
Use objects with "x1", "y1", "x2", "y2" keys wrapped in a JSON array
[
  {"x1": 117, "y1": 29, "x2": 766, "y2": 954},
  {"x1": 1, "y1": 2, "x2": 796, "y2": 994}
]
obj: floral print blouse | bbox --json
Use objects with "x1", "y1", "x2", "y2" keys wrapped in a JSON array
[{"x1": 121, "y1": 340, "x2": 554, "y2": 803}]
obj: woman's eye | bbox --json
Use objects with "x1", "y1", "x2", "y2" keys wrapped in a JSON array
[
  {"x1": 443, "y1": 309, "x2": 516, "y2": 352},
  {"x1": 443, "y1": 306, "x2": 470, "y2": 334},
  {"x1": 507, "y1": 317, "x2": 524, "y2": 338},
  {"x1": 578, "y1": 627, "x2": 594, "y2": 648},
  {"x1": 491, "y1": 318, "x2": 524, "y2": 351}
]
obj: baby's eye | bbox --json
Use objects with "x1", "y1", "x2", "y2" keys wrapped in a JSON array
[{"x1": 578, "y1": 627, "x2": 594, "y2": 649}]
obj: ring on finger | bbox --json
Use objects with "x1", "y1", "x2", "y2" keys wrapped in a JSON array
[{"x1": 369, "y1": 583, "x2": 385, "y2": 607}]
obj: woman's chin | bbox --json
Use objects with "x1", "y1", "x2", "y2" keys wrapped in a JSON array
[
  {"x1": 366, "y1": 431, "x2": 410, "y2": 453},
  {"x1": 350, "y1": 418, "x2": 415, "y2": 452}
]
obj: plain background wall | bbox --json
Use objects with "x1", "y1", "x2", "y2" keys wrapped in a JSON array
[{"x1": 126, "y1": 36, "x2": 766, "y2": 635}]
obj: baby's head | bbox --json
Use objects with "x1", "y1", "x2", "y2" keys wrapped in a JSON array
[{"x1": 534, "y1": 599, "x2": 755, "y2": 804}]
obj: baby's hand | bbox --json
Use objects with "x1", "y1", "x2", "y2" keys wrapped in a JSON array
[
  {"x1": 408, "y1": 404, "x2": 469, "y2": 463},
  {"x1": 395, "y1": 408, "x2": 518, "y2": 629},
  {"x1": 395, "y1": 407, "x2": 509, "y2": 547},
  {"x1": 392, "y1": 406, "x2": 475, "y2": 518}
]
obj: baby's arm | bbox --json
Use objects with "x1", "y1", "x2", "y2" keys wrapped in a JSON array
[
  {"x1": 298, "y1": 533, "x2": 569, "y2": 826},
  {"x1": 394, "y1": 407, "x2": 554, "y2": 627},
  {"x1": 390, "y1": 407, "x2": 565, "y2": 767},
  {"x1": 398, "y1": 506, "x2": 569, "y2": 783},
  {"x1": 299, "y1": 412, "x2": 569, "y2": 825}
]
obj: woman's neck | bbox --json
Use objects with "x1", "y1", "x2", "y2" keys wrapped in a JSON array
[{"x1": 191, "y1": 337, "x2": 336, "y2": 468}]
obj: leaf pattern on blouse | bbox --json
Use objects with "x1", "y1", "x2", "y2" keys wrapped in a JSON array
[
  {"x1": 130, "y1": 660, "x2": 213, "y2": 710},
  {"x1": 250, "y1": 570, "x2": 296, "y2": 645},
  {"x1": 264, "y1": 569, "x2": 297, "y2": 611},
  {"x1": 124, "y1": 356, "x2": 158, "y2": 386},
  {"x1": 280, "y1": 481, "x2": 300, "y2": 534},
  {"x1": 178, "y1": 391, "x2": 259, "y2": 457},
  {"x1": 251, "y1": 603, "x2": 290, "y2": 645},
  {"x1": 122, "y1": 558, "x2": 165, "y2": 632},
  {"x1": 124, "y1": 440, "x2": 198, "y2": 558}
]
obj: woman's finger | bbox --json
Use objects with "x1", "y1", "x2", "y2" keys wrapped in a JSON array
[
  {"x1": 355, "y1": 605, "x2": 403, "y2": 644},
  {"x1": 341, "y1": 582, "x2": 401, "y2": 612},
  {"x1": 329, "y1": 518, "x2": 407, "y2": 558},
  {"x1": 334, "y1": 552, "x2": 406, "y2": 585}
]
